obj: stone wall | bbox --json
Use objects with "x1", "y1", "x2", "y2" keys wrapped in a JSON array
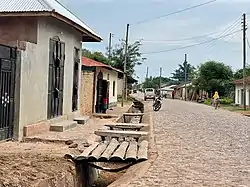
[{"x1": 80, "y1": 70, "x2": 95, "y2": 115}]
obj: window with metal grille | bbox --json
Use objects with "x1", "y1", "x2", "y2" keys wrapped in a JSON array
[{"x1": 47, "y1": 37, "x2": 65, "y2": 119}]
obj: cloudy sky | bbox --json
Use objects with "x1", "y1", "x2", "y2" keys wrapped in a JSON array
[{"x1": 61, "y1": 0, "x2": 250, "y2": 82}]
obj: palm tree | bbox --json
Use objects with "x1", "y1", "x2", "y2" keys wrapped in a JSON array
[{"x1": 171, "y1": 61, "x2": 195, "y2": 82}]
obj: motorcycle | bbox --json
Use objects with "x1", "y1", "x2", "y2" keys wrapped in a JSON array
[{"x1": 153, "y1": 96, "x2": 162, "y2": 111}]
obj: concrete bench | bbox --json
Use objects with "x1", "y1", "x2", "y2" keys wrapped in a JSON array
[
  {"x1": 123, "y1": 113, "x2": 144, "y2": 123},
  {"x1": 105, "y1": 123, "x2": 149, "y2": 131},
  {"x1": 94, "y1": 129, "x2": 148, "y2": 141}
]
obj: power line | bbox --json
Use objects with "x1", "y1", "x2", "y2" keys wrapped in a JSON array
[
  {"x1": 132, "y1": 0, "x2": 217, "y2": 25},
  {"x1": 142, "y1": 30, "x2": 241, "y2": 54},
  {"x1": 205, "y1": 16, "x2": 241, "y2": 49},
  {"x1": 140, "y1": 30, "x2": 225, "y2": 43}
]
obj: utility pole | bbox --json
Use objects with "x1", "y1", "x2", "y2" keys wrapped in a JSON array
[
  {"x1": 159, "y1": 67, "x2": 162, "y2": 93},
  {"x1": 184, "y1": 54, "x2": 187, "y2": 101},
  {"x1": 108, "y1": 33, "x2": 113, "y2": 60},
  {"x1": 145, "y1": 66, "x2": 149, "y2": 88},
  {"x1": 242, "y1": 13, "x2": 247, "y2": 110},
  {"x1": 122, "y1": 24, "x2": 129, "y2": 107}
]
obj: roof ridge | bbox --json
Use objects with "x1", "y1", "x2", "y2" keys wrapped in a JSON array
[{"x1": 36, "y1": 0, "x2": 53, "y2": 10}]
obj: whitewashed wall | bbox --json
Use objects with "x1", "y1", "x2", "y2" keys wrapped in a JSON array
[{"x1": 235, "y1": 84, "x2": 250, "y2": 105}]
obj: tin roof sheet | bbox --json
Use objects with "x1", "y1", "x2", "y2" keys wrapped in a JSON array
[
  {"x1": 82, "y1": 57, "x2": 123, "y2": 74},
  {"x1": 0, "y1": 0, "x2": 101, "y2": 40}
]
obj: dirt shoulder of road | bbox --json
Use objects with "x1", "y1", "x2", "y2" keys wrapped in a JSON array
[{"x1": 0, "y1": 104, "x2": 132, "y2": 187}]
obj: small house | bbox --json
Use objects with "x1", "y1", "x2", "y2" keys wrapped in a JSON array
[
  {"x1": 161, "y1": 85, "x2": 177, "y2": 98},
  {"x1": 81, "y1": 57, "x2": 123, "y2": 114},
  {"x1": 0, "y1": 0, "x2": 101, "y2": 141},
  {"x1": 234, "y1": 76, "x2": 250, "y2": 106}
]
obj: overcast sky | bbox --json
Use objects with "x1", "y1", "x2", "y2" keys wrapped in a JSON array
[{"x1": 61, "y1": 0, "x2": 250, "y2": 82}]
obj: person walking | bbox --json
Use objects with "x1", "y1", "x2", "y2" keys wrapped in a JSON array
[
  {"x1": 172, "y1": 89, "x2": 176, "y2": 99},
  {"x1": 213, "y1": 91, "x2": 220, "y2": 109}
]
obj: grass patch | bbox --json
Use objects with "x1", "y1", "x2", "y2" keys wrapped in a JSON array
[
  {"x1": 203, "y1": 98, "x2": 250, "y2": 115},
  {"x1": 221, "y1": 105, "x2": 250, "y2": 112}
]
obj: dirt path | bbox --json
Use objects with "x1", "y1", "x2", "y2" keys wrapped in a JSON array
[
  {"x1": 0, "y1": 142, "x2": 76, "y2": 187},
  {"x1": 129, "y1": 99, "x2": 250, "y2": 186}
]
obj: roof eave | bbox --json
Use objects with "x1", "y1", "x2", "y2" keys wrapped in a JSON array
[
  {"x1": 0, "y1": 11, "x2": 102, "y2": 42},
  {"x1": 82, "y1": 64, "x2": 123, "y2": 74},
  {"x1": 51, "y1": 12, "x2": 102, "y2": 42}
]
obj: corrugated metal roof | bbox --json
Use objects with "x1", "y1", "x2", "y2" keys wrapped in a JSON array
[
  {"x1": 82, "y1": 57, "x2": 123, "y2": 73},
  {"x1": 0, "y1": 0, "x2": 101, "y2": 40},
  {"x1": 0, "y1": 0, "x2": 50, "y2": 12}
]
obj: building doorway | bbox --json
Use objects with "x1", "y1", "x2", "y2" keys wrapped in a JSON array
[
  {"x1": 95, "y1": 71, "x2": 109, "y2": 113},
  {"x1": 0, "y1": 44, "x2": 16, "y2": 141}
]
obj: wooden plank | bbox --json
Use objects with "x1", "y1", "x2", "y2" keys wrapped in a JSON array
[
  {"x1": 125, "y1": 141, "x2": 138, "y2": 162},
  {"x1": 137, "y1": 140, "x2": 149, "y2": 161},
  {"x1": 76, "y1": 142, "x2": 99, "y2": 160},
  {"x1": 110, "y1": 141, "x2": 129, "y2": 161},
  {"x1": 95, "y1": 130, "x2": 148, "y2": 139},
  {"x1": 88, "y1": 142, "x2": 108, "y2": 161},
  {"x1": 99, "y1": 138, "x2": 119, "y2": 161},
  {"x1": 123, "y1": 113, "x2": 144, "y2": 116}
]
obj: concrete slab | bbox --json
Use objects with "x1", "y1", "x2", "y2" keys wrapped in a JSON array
[
  {"x1": 74, "y1": 116, "x2": 90, "y2": 124},
  {"x1": 50, "y1": 120, "x2": 77, "y2": 132}
]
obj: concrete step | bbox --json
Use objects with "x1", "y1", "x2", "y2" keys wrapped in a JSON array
[
  {"x1": 50, "y1": 120, "x2": 77, "y2": 132},
  {"x1": 74, "y1": 116, "x2": 90, "y2": 125}
]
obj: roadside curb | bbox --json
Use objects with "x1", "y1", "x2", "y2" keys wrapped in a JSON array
[{"x1": 108, "y1": 101, "x2": 158, "y2": 187}]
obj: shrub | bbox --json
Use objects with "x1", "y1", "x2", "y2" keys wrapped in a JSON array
[
  {"x1": 219, "y1": 98, "x2": 233, "y2": 105},
  {"x1": 204, "y1": 99, "x2": 212, "y2": 105}
]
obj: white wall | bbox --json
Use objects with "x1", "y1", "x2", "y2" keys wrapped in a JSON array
[
  {"x1": 19, "y1": 17, "x2": 82, "y2": 128},
  {"x1": 235, "y1": 84, "x2": 250, "y2": 105},
  {"x1": 94, "y1": 67, "x2": 118, "y2": 106}
]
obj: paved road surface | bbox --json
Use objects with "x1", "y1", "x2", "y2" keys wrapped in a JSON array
[{"x1": 129, "y1": 98, "x2": 250, "y2": 186}]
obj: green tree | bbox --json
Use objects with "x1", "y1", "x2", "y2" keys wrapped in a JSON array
[
  {"x1": 82, "y1": 49, "x2": 109, "y2": 64},
  {"x1": 233, "y1": 66, "x2": 250, "y2": 79},
  {"x1": 143, "y1": 76, "x2": 179, "y2": 89},
  {"x1": 109, "y1": 40, "x2": 146, "y2": 76},
  {"x1": 171, "y1": 61, "x2": 196, "y2": 82},
  {"x1": 194, "y1": 61, "x2": 234, "y2": 97}
]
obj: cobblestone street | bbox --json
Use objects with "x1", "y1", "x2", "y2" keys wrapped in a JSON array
[{"x1": 129, "y1": 99, "x2": 250, "y2": 186}]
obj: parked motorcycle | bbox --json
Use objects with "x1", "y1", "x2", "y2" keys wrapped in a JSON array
[{"x1": 153, "y1": 96, "x2": 162, "y2": 111}]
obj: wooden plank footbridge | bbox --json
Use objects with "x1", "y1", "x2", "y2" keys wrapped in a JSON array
[{"x1": 65, "y1": 109, "x2": 150, "y2": 187}]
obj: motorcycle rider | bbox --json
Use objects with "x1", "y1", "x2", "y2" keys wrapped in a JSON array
[
  {"x1": 155, "y1": 89, "x2": 161, "y2": 100},
  {"x1": 153, "y1": 89, "x2": 163, "y2": 111}
]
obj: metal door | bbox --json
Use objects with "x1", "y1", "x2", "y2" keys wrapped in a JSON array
[
  {"x1": 72, "y1": 48, "x2": 79, "y2": 112},
  {"x1": 0, "y1": 45, "x2": 16, "y2": 141}
]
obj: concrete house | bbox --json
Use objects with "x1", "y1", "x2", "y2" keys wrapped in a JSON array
[
  {"x1": 81, "y1": 57, "x2": 123, "y2": 115},
  {"x1": 234, "y1": 76, "x2": 250, "y2": 106},
  {"x1": 0, "y1": 0, "x2": 101, "y2": 141},
  {"x1": 161, "y1": 85, "x2": 177, "y2": 98}
]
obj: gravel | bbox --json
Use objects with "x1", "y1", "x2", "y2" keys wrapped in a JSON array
[{"x1": 129, "y1": 99, "x2": 250, "y2": 186}]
